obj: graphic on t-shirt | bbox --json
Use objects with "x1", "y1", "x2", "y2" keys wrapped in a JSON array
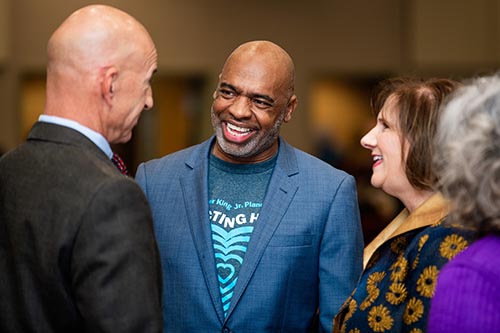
[
  {"x1": 211, "y1": 224, "x2": 253, "y2": 314},
  {"x1": 208, "y1": 153, "x2": 274, "y2": 318},
  {"x1": 209, "y1": 200, "x2": 261, "y2": 318}
]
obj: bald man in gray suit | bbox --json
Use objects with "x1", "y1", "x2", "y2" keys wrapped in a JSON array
[{"x1": 0, "y1": 5, "x2": 162, "y2": 332}]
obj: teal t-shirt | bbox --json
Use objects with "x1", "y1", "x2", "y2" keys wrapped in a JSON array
[{"x1": 208, "y1": 153, "x2": 276, "y2": 317}]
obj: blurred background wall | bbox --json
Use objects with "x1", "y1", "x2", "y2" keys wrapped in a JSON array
[{"x1": 1, "y1": 0, "x2": 499, "y2": 242}]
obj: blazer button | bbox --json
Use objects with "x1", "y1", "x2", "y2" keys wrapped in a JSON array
[{"x1": 222, "y1": 327, "x2": 231, "y2": 333}]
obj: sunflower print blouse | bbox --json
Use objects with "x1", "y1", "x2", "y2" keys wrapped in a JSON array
[{"x1": 334, "y1": 221, "x2": 475, "y2": 333}]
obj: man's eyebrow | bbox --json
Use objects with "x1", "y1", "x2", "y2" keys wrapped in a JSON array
[
  {"x1": 219, "y1": 82, "x2": 275, "y2": 104},
  {"x1": 251, "y1": 93, "x2": 275, "y2": 104},
  {"x1": 219, "y1": 82, "x2": 238, "y2": 91}
]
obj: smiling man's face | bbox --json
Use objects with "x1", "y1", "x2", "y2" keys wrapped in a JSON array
[{"x1": 211, "y1": 43, "x2": 296, "y2": 164}]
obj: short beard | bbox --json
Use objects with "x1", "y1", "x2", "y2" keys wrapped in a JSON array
[{"x1": 211, "y1": 107, "x2": 285, "y2": 158}]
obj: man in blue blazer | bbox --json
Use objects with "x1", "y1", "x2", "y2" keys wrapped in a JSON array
[{"x1": 136, "y1": 40, "x2": 363, "y2": 333}]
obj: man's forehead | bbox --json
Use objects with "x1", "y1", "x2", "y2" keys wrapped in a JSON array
[
  {"x1": 218, "y1": 74, "x2": 279, "y2": 95},
  {"x1": 221, "y1": 62, "x2": 282, "y2": 86}
]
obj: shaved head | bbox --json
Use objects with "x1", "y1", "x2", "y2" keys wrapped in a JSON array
[
  {"x1": 221, "y1": 40, "x2": 295, "y2": 99},
  {"x1": 44, "y1": 5, "x2": 158, "y2": 143},
  {"x1": 47, "y1": 5, "x2": 152, "y2": 76},
  {"x1": 211, "y1": 40, "x2": 298, "y2": 163}
]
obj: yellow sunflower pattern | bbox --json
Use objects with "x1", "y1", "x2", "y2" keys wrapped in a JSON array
[
  {"x1": 340, "y1": 299, "x2": 358, "y2": 333},
  {"x1": 418, "y1": 234, "x2": 429, "y2": 250},
  {"x1": 412, "y1": 234, "x2": 429, "y2": 269},
  {"x1": 390, "y1": 236, "x2": 407, "y2": 255},
  {"x1": 345, "y1": 299, "x2": 357, "y2": 322},
  {"x1": 367, "y1": 305, "x2": 394, "y2": 332},
  {"x1": 390, "y1": 256, "x2": 408, "y2": 282},
  {"x1": 440, "y1": 234, "x2": 469, "y2": 260},
  {"x1": 409, "y1": 329, "x2": 423, "y2": 333},
  {"x1": 416, "y1": 265, "x2": 438, "y2": 298},
  {"x1": 360, "y1": 271, "x2": 386, "y2": 311},
  {"x1": 385, "y1": 282, "x2": 407, "y2": 305},
  {"x1": 403, "y1": 297, "x2": 424, "y2": 325},
  {"x1": 337, "y1": 291, "x2": 359, "y2": 333},
  {"x1": 338, "y1": 223, "x2": 475, "y2": 333}
]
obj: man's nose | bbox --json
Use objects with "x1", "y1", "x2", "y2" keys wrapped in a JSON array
[
  {"x1": 228, "y1": 95, "x2": 252, "y2": 119},
  {"x1": 144, "y1": 87, "x2": 154, "y2": 110}
]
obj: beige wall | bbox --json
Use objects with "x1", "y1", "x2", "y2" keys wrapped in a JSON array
[
  {"x1": 0, "y1": 0, "x2": 11, "y2": 153},
  {"x1": 1, "y1": 0, "x2": 499, "y2": 153},
  {"x1": 0, "y1": 0, "x2": 8, "y2": 63},
  {"x1": 411, "y1": 0, "x2": 500, "y2": 73}
]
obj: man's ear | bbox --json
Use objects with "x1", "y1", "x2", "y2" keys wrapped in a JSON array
[
  {"x1": 101, "y1": 66, "x2": 118, "y2": 106},
  {"x1": 284, "y1": 94, "x2": 298, "y2": 123}
]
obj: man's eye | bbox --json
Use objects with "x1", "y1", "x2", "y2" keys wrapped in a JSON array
[
  {"x1": 252, "y1": 99, "x2": 272, "y2": 109},
  {"x1": 219, "y1": 89, "x2": 235, "y2": 98}
]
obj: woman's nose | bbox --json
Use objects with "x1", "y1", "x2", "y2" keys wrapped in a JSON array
[{"x1": 360, "y1": 127, "x2": 376, "y2": 149}]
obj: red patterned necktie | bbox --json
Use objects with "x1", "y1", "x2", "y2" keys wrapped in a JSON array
[{"x1": 111, "y1": 153, "x2": 129, "y2": 176}]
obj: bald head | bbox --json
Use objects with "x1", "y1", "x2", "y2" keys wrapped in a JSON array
[
  {"x1": 211, "y1": 40, "x2": 298, "y2": 163},
  {"x1": 221, "y1": 40, "x2": 295, "y2": 99},
  {"x1": 44, "y1": 5, "x2": 158, "y2": 144},
  {"x1": 47, "y1": 5, "x2": 152, "y2": 75}
]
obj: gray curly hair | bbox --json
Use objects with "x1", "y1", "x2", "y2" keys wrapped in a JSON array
[{"x1": 434, "y1": 74, "x2": 500, "y2": 235}]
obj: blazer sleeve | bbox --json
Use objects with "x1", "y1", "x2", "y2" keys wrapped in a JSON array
[
  {"x1": 319, "y1": 174, "x2": 364, "y2": 333},
  {"x1": 135, "y1": 162, "x2": 147, "y2": 194},
  {"x1": 71, "y1": 177, "x2": 163, "y2": 332}
]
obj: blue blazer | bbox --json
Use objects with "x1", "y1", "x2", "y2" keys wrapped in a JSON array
[{"x1": 136, "y1": 137, "x2": 363, "y2": 333}]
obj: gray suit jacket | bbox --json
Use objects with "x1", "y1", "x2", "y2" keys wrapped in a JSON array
[
  {"x1": 0, "y1": 122, "x2": 162, "y2": 332},
  {"x1": 136, "y1": 136, "x2": 363, "y2": 333}
]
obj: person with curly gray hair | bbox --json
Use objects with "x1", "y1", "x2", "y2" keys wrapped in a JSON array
[{"x1": 428, "y1": 74, "x2": 500, "y2": 332}]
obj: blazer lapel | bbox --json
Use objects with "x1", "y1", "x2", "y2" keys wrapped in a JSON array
[
  {"x1": 224, "y1": 139, "x2": 299, "y2": 321},
  {"x1": 180, "y1": 139, "x2": 225, "y2": 324}
]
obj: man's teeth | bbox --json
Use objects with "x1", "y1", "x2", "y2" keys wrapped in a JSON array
[{"x1": 227, "y1": 123, "x2": 251, "y2": 136}]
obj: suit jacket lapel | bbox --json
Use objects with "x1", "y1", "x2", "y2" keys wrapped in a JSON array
[
  {"x1": 224, "y1": 138, "x2": 299, "y2": 321},
  {"x1": 181, "y1": 138, "x2": 225, "y2": 324}
]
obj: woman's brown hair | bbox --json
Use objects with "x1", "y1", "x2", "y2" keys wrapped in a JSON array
[{"x1": 370, "y1": 77, "x2": 461, "y2": 190}]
